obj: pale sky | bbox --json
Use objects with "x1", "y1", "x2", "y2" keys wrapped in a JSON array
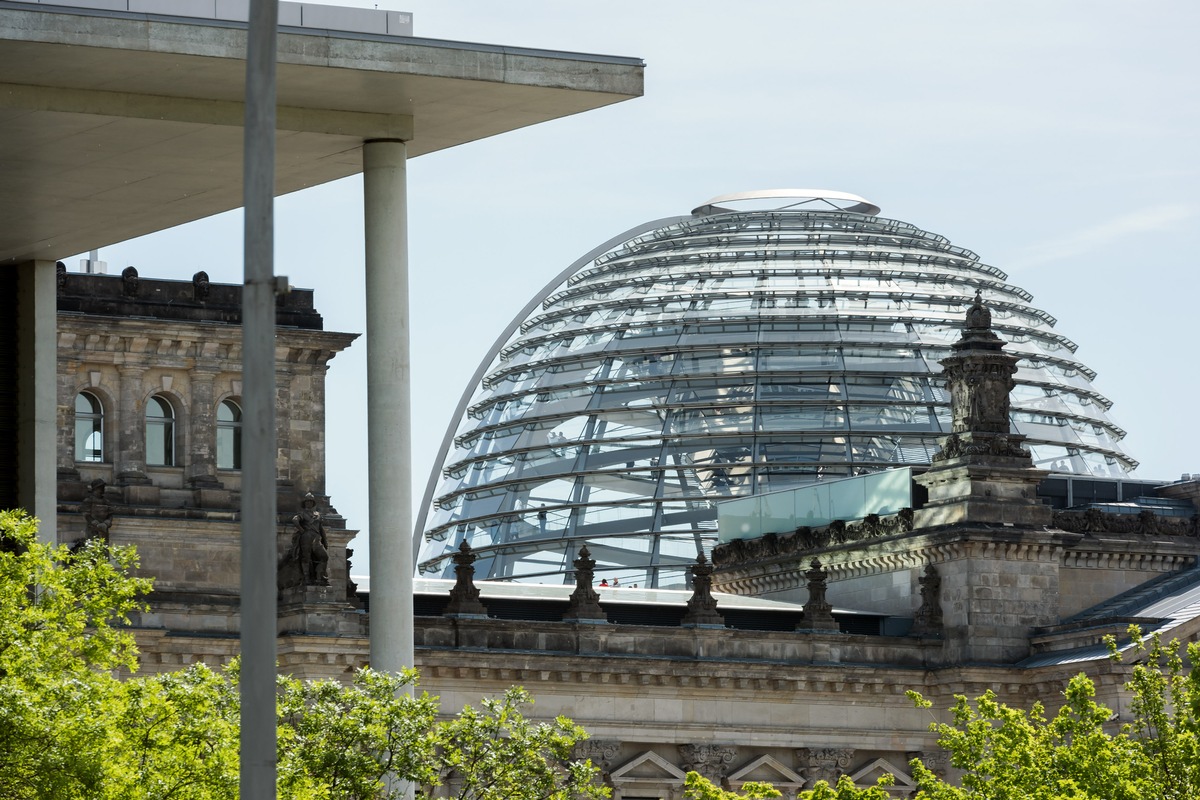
[{"x1": 68, "y1": 2, "x2": 1200, "y2": 572}]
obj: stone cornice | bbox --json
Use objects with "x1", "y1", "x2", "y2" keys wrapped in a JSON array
[
  {"x1": 714, "y1": 527, "x2": 1072, "y2": 594},
  {"x1": 58, "y1": 316, "x2": 357, "y2": 366},
  {"x1": 713, "y1": 521, "x2": 1200, "y2": 595}
]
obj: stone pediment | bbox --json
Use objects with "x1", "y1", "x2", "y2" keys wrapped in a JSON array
[
  {"x1": 848, "y1": 757, "x2": 917, "y2": 796},
  {"x1": 728, "y1": 754, "x2": 804, "y2": 789},
  {"x1": 610, "y1": 751, "x2": 688, "y2": 784}
]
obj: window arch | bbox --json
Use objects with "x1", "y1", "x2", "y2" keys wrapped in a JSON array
[
  {"x1": 74, "y1": 391, "x2": 104, "y2": 462},
  {"x1": 217, "y1": 399, "x2": 242, "y2": 470},
  {"x1": 145, "y1": 395, "x2": 176, "y2": 467}
]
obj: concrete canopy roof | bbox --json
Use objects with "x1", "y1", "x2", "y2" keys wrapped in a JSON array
[{"x1": 0, "y1": 2, "x2": 644, "y2": 264}]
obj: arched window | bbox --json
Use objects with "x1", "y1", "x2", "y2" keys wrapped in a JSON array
[
  {"x1": 217, "y1": 399, "x2": 242, "y2": 470},
  {"x1": 145, "y1": 395, "x2": 175, "y2": 467},
  {"x1": 74, "y1": 391, "x2": 104, "y2": 462}
]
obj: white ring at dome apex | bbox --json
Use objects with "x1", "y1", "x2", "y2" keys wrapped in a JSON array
[{"x1": 693, "y1": 189, "x2": 881, "y2": 217}]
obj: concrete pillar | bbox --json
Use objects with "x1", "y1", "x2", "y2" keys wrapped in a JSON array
[
  {"x1": 363, "y1": 138, "x2": 413, "y2": 672},
  {"x1": 15, "y1": 260, "x2": 58, "y2": 544}
]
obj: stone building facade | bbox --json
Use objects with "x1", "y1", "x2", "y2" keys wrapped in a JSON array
[
  {"x1": 55, "y1": 266, "x2": 367, "y2": 677},
  {"x1": 54, "y1": 271, "x2": 1200, "y2": 799}
]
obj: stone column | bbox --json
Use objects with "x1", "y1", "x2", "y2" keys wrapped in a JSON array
[
  {"x1": 363, "y1": 138, "x2": 413, "y2": 672},
  {"x1": 115, "y1": 365, "x2": 150, "y2": 485},
  {"x1": 187, "y1": 366, "x2": 220, "y2": 487}
]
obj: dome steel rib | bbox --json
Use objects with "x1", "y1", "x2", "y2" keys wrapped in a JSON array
[{"x1": 416, "y1": 191, "x2": 1135, "y2": 588}]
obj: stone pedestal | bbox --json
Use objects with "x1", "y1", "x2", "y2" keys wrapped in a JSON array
[
  {"x1": 914, "y1": 457, "x2": 1051, "y2": 529},
  {"x1": 278, "y1": 585, "x2": 365, "y2": 636}
]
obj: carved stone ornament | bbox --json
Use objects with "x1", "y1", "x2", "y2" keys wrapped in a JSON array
[
  {"x1": 909, "y1": 562, "x2": 943, "y2": 637},
  {"x1": 797, "y1": 747, "x2": 854, "y2": 789},
  {"x1": 121, "y1": 265, "x2": 139, "y2": 297},
  {"x1": 681, "y1": 552, "x2": 724, "y2": 627},
  {"x1": 443, "y1": 540, "x2": 488, "y2": 617},
  {"x1": 573, "y1": 739, "x2": 622, "y2": 776},
  {"x1": 193, "y1": 270, "x2": 211, "y2": 302},
  {"x1": 56, "y1": 261, "x2": 67, "y2": 290},
  {"x1": 1052, "y1": 508, "x2": 1199, "y2": 537},
  {"x1": 909, "y1": 750, "x2": 950, "y2": 779},
  {"x1": 678, "y1": 744, "x2": 737, "y2": 783},
  {"x1": 799, "y1": 558, "x2": 838, "y2": 631},
  {"x1": 76, "y1": 478, "x2": 113, "y2": 549},
  {"x1": 563, "y1": 545, "x2": 606, "y2": 622},
  {"x1": 711, "y1": 508, "x2": 914, "y2": 569}
]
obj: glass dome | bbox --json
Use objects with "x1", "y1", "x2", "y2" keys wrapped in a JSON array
[{"x1": 416, "y1": 192, "x2": 1136, "y2": 588}]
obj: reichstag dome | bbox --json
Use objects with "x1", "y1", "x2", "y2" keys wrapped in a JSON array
[{"x1": 416, "y1": 191, "x2": 1136, "y2": 587}]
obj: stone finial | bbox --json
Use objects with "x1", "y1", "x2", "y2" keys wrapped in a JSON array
[
  {"x1": 681, "y1": 552, "x2": 724, "y2": 628},
  {"x1": 444, "y1": 540, "x2": 488, "y2": 618},
  {"x1": 964, "y1": 288, "x2": 991, "y2": 330},
  {"x1": 930, "y1": 292, "x2": 1030, "y2": 463},
  {"x1": 678, "y1": 744, "x2": 737, "y2": 784},
  {"x1": 121, "y1": 266, "x2": 139, "y2": 297},
  {"x1": 798, "y1": 748, "x2": 854, "y2": 789},
  {"x1": 799, "y1": 558, "x2": 838, "y2": 632},
  {"x1": 193, "y1": 270, "x2": 211, "y2": 302},
  {"x1": 563, "y1": 545, "x2": 606, "y2": 623},
  {"x1": 909, "y1": 563, "x2": 943, "y2": 637}
]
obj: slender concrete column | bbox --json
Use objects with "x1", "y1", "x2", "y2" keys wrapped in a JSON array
[
  {"x1": 363, "y1": 138, "x2": 413, "y2": 672},
  {"x1": 242, "y1": 1, "x2": 279, "y2": 797},
  {"x1": 15, "y1": 260, "x2": 58, "y2": 544}
]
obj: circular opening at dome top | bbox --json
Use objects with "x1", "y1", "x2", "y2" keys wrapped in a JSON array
[{"x1": 692, "y1": 189, "x2": 881, "y2": 217}]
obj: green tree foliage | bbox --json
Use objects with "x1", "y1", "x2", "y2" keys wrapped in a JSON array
[
  {"x1": 682, "y1": 771, "x2": 781, "y2": 799},
  {"x1": 0, "y1": 509, "x2": 151, "y2": 799},
  {"x1": 904, "y1": 627, "x2": 1200, "y2": 800},
  {"x1": 0, "y1": 511, "x2": 603, "y2": 799},
  {"x1": 428, "y1": 686, "x2": 607, "y2": 800},
  {"x1": 682, "y1": 770, "x2": 893, "y2": 800}
]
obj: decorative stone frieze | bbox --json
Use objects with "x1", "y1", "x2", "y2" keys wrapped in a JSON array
[
  {"x1": 797, "y1": 747, "x2": 854, "y2": 788},
  {"x1": 678, "y1": 744, "x2": 736, "y2": 783},
  {"x1": 1053, "y1": 507, "x2": 1199, "y2": 537},
  {"x1": 574, "y1": 739, "x2": 622, "y2": 780},
  {"x1": 712, "y1": 509, "x2": 914, "y2": 570}
]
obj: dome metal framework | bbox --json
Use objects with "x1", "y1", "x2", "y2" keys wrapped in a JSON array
[{"x1": 416, "y1": 192, "x2": 1135, "y2": 588}]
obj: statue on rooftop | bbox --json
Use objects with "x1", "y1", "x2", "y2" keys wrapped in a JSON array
[{"x1": 286, "y1": 493, "x2": 329, "y2": 587}]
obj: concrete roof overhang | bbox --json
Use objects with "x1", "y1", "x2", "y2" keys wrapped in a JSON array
[{"x1": 0, "y1": 2, "x2": 644, "y2": 264}]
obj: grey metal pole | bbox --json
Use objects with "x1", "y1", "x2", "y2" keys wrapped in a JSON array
[
  {"x1": 363, "y1": 139, "x2": 414, "y2": 673},
  {"x1": 242, "y1": 1, "x2": 279, "y2": 798}
]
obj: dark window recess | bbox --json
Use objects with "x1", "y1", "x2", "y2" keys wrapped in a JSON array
[
  {"x1": 413, "y1": 595, "x2": 447, "y2": 617},
  {"x1": 836, "y1": 614, "x2": 884, "y2": 636},
  {"x1": 1038, "y1": 478, "x2": 1069, "y2": 508},
  {"x1": 721, "y1": 609, "x2": 805, "y2": 632}
]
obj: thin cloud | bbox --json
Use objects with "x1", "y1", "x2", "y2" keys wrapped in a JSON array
[{"x1": 1007, "y1": 204, "x2": 1198, "y2": 270}]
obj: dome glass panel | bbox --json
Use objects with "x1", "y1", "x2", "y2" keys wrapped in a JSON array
[{"x1": 416, "y1": 193, "x2": 1136, "y2": 588}]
